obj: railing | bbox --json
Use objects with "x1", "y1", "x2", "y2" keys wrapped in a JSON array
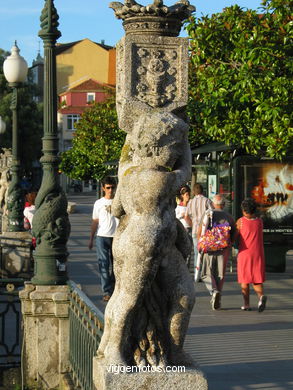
[
  {"x1": 67, "y1": 280, "x2": 104, "y2": 390},
  {"x1": 0, "y1": 278, "x2": 24, "y2": 368}
]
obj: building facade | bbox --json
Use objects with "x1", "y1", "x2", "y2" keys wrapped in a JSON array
[
  {"x1": 55, "y1": 38, "x2": 116, "y2": 95},
  {"x1": 58, "y1": 78, "x2": 114, "y2": 152}
]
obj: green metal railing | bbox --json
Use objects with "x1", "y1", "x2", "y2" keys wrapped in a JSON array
[
  {"x1": 0, "y1": 278, "x2": 24, "y2": 368},
  {"x1": 68, "y1": 281, "x2": 104, "y2": 390}
]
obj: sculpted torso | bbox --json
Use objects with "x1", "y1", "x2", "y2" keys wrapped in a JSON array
[{"x1": 98, "y1": 111, "x2": 195, "y2": 367}]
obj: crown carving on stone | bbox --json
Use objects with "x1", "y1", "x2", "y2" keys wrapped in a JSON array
[{"x1": 109, "y1": 0, "x2": 195, "y2": 36}]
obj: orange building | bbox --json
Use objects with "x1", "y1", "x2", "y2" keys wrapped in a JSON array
[
  {"x1": 56, "y1": 38, "x2": 116, "y2": 95},
  {"x1": 56, "y1": 38, "x2": 116, "y2": 152}
]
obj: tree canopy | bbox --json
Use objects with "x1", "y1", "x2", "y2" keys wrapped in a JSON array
[
  {"x1": 59, "y1": 96, "x2": 126, "y2": 181},
  {"x1": 186, "y1": 0, "x2": 292, "y2": 159}
]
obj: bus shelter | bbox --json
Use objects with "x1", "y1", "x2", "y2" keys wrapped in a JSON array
[{"x1": 191, "y1": 143, "x2": 293, "y2": 272}]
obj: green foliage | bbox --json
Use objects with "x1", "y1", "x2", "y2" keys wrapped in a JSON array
[
  {"x1": 0, "y1": 49, "x2": 43, "y2": 173},
  {"x1": 60, "y1": 96, "x2": 125, "y2": 180},
  {"x1": 186, "y1": 0, "x2": 293, "y2": 158}
]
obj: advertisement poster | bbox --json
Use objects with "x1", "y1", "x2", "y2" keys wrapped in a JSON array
[
  {"x1": 242, "y1": 162, "x2": 293, "y2": 234},
  {"x1": 208, "y1": 175, "x2": 217, "y2": 199}
]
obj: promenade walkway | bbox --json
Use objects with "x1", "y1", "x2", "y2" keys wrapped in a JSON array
[{"x1": 67, "y1": 192, "x2": 293, "y2": 390}]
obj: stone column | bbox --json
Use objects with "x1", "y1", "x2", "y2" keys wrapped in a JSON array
[
  {"x1": 19, "y1": 283, "x2": 70, "y2": 390},
  {"x1": 93, "y1": 1, "x2": 207, "y2": 389},
  {"x1": 0, "y1": 232, "x2": 32, "y2": 279}
]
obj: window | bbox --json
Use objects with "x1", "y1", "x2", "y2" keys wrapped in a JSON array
[
  {"x1": 87, "y1": 93, "x2": 95, "y2": 103},
  {"x1": 67, "y1": 114, "x2": 80, "y2": 131}
]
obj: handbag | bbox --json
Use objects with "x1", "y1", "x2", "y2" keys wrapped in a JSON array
[{"x1": 198, "y1": 221, "x2": 231, "y2": 253}]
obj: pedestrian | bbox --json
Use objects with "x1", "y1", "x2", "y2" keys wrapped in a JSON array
[
  {"x1": 197, "y1": 194, "x2": 236, "y2": 310},
  {"x1": 23, "y1": 192, "x2": 37, "y2": 230},
  {"x1": 23, "y1": 191, "x2": 37, "y2": 249},
  {"x1": 88, "y1": 176, "x2": 118, "y2": 302},
  {"x1": 176, "y1": 185, "x2": 192, "y2": 267},
  {"x1": 185, "y1": 183, "x2": 212, "y2": 266},
  {"x1": 236, "y1": 198, "x2": 267, "y2": 312},
  {"x1": 175, "y1": 185, "x2": 191, "y2": 233}
]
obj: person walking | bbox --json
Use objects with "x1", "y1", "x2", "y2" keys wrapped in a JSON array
[
  {"x1": 176, "y1": 185, "x2": 192, "y2": 267},
  {"x1": 236, "y1": 198, "x2": 267, "y2": 312},
  {"x1": 175, "y1": 185, "x2": 191, "y2": 233},
  {"x1": 185, "y1": 183, "x2": 212, "y2": 265},
  {"x1": 88, "y1": 176, "x2": 118, "y2": 302},
  {"x1": 198, "y1": 194, "x2": 236, "y2": 310},
  {"x1": 23, "y1": 192, "x2": 37, "y2": 230}
]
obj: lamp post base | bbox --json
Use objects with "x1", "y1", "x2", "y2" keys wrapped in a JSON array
[{"x1": 31, "y1": 255, "x2": 68, "y2": 285}]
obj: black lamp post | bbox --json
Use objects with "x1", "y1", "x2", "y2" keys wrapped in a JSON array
[
  {"x1": 31, "y1": 0, "x2": 70, "y2": 285},
  {"x1": 3, "y1": 43, "x2": 28, "y2": 232}
]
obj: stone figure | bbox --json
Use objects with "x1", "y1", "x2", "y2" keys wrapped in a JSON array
[
  {"x1": 98, "y1": 110, "x2": 195, "y2": 367},
  {"x1": 0, "y1": 168, "x2": 11, "y2": 216},
  {"x1": 97, "y1": 0, "x2": 196, "y2": 371}
]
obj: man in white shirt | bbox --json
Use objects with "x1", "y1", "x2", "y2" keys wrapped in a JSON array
[{"x1": 88, "y1": 177, "x2": 118, "y2": 302}]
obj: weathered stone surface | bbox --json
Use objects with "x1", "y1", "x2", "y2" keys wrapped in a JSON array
[
  {"x1": 93, "y1": 357, "x2": 208, "y2": 390},
  {"x1": 19, "y1": 284, "x2": 70, "y2": 390},
  {"x1": 94, "y1": 3, "x2": 204, "y2": 388},
  {"x1": 110, "y1": 0, "x2": 195, "y2": 36},
  {"x1": 116, "y1": 34, "x2": 189, "y2": 132},
  {"x1": 0, "y1": 231, "x2": 33, "y2": 278},
  {"x1": 0, "y1": 149, "x2": 12, "y2": 232},
  {"x1": 67, "y1": 201, "x2": 76, "y2": 214},
  {"x1": 0, "y1": 367, "x2": 22, "y2": 390}
]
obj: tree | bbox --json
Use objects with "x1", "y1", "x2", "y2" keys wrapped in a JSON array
[
  {"x1": 0, "y1": 49, "x2": 43, "y2": 174},
  {"x1": 59, "y1": 96, "x2": 126, "y2": 180},
  {"x1": 186, "y1": 0, "x2": 292, "y2": 159}
]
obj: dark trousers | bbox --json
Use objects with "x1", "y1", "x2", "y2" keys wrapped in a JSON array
[{"x1": 96, "y1": 236, "x2": 115, "y2": 296}]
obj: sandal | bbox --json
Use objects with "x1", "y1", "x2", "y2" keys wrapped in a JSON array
[{"x1": 241, "y1": 306, "x2": 252, "y2": 311}]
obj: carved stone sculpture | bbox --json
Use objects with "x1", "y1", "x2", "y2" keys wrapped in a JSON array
[
  {"x1": 0, "y1": 149, "x2": 12, "y2": 232},
  {"x1": 96, "y1": 1, "x2": 198, "y2": 373},
  {"x1": 98, "y1": 111, "x2": 195, "y2": 367},
  {"x1": 0, "y1": 168, "x2": 11, "y2": 217}
]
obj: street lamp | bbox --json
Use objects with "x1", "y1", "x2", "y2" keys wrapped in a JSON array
[
  {"x1": 31, "y1": 0, "x2": 70, "y2": 285},
  {"x1": 3, "y1": 42, "x2": 28, "y2": 231}
]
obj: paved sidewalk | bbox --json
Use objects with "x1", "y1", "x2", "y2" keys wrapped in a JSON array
[
  {"x1": 67, "y1": 193, "x2": 293, "y2": 390},
  {"x1": 185, "y1": 261, "x2": 293, "y2": 390}
]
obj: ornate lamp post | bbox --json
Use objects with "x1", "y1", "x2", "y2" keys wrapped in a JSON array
[
  {"x1": 3, "y1": 43, "x2": 28, "y2": 231},
  {"x1": 31, "y1": 0, "x2": 70, "y2": 285}
]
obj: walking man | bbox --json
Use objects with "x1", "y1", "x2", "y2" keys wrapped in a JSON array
[
  {"x1": 185, "y1": 183, "x2": 212, "y2": 265},
  {"x1": 88, "y1": 176, "x2": 118, "y2": 302}
]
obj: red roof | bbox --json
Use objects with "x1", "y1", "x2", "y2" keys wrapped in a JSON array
[
  {"x1": 59, "y1": 106, "x2": 85, "y2": 115},
  {"x1": 59, "y1": 78, "x2": 114, "y2": 95}
]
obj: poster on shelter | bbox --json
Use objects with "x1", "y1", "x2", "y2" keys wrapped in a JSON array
[
  {"x1": 208, "y1": 175, "x2": 217, "y2": 199},
  {"x1": 242, "y1": 162, "x2": 293, "y2": 234}
]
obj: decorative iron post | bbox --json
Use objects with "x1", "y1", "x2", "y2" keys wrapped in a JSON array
[
  {"x1": 31, "y1": 0, "x2": 70, "y2": 285},
  {"x1": 3, "y1": 43, "x2": 28, "y2": 231},
  {"x1": 6, "y1": 85, "x2": 24, "y2": 231}
]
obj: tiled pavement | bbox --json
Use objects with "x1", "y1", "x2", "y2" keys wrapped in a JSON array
[{"x1": 67, "y1": 193, "x2": 293, "y2": 390}]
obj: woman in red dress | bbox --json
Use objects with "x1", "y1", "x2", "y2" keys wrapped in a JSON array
[{"x1": 236, "y1": 198, "x2": 267, "y2": 312}]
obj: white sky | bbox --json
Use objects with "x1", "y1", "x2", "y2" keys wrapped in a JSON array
[{"x1": 0, "y1": 0, "x2": 263, "y2": 66}]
